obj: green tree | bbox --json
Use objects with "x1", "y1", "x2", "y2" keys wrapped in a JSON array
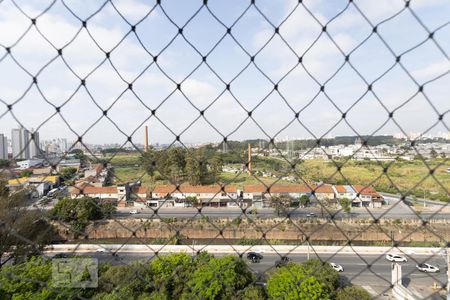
[
  {"x1": 18, "y1": 170, "x2": 33, "y2": 178},
  {"x1": 0, "y1": 159, "x2": 10, "y2": 168},
  {"x1": 0, "y1": 257, "x2": 55, "y2": 299},
  {"x1": 267, "y1": 262, "x2": 328, "y2": 300},
  {"x1": 59, "y1": 167, "x2": 78, "y2": 181},
  {"x1": 186, "y1": 255, "x2": 254, "y2": 300},
  {"x1": 430, "y1": 148, "x2": 438, "y2": 159},
  {"x1": 185, "y1": 151, "x2": 201, "y2": 185},
  {"x1": 339, "y1": 198, "x2": 351, "y2": 216},
  {"x1": 70, "y1": 149, "x2": 87, "y2": 164},
  {"x1": 208, "y1": 155, "x2": 223, "y2": 182},
  {"x1": 271, "y1": 195, "x2": 291, "y2": 217},
  {"x1": 0, "y1": 183, "x2": 54, "y2": 267},
  {"x1": 335, "y1": 286, "x2": 371, "y2": 300},
  {"x1": 267, "y1": 259, "x2": 339, "y2": 299},
  {"x1": 51, "y1": 197, "x2": 115, "y2": 232},
  {"x1": 299, "y1": 194, "x2": 310, "y2": 207}
]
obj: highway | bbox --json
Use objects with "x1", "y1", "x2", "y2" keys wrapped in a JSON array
[{"x1": 47, "y1": 251, "x2": 448, "y2": 298}]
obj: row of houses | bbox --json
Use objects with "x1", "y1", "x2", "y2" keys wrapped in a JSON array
[{"x1": 69, "y1": 183, "x2": 384, "y2": 209}]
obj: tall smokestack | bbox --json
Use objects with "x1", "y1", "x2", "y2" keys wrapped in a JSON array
[
  {"x1": 144, "y1": 126, "x2": 149, "y2": 151},
  {"x1": 248, "y1": 143, "x2": 252, "y2": 175}
]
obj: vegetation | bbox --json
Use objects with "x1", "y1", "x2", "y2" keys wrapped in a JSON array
[
  {"x1": 0, "y1": 159, "x2": 10, "y2": 168},
  {"x1": 59, "y1": 167, "x2": 78, "y2": 181},
  {"x1": 51, "y1": 197, "x2": 116, "y2": 233},
  {"x1": 141, "y1": 147, "x2": 222, "y2": 185},
  {"x1": 335, "y1": 286, "x2": 371, "y2": 300},
  {"x1": 0, "y1": 181, "x2": 54, "y2": 267},
  {"x1": 338, "y1": 198, "x2": 351, "y2": 215},
  {"x1": 0, "y1": 254, "x2": 369, "y2": 300},
  {"x1": 105, "y1": 142, "x2": 449, "y2": 203},
  {"x1": 18, "y1": 170, "x2": 33, "y2": 178}
]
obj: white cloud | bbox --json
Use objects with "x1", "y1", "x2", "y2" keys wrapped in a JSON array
[{"x1": 411, "y1": 60, "x2": 450, "y2": 82}]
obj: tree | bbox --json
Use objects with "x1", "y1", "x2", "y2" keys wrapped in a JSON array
[
  {"x1": 267, "y1": 262, "x2": 327, "y2": 300},
  {"x1": 271, "y1": 195, "x2": 292, "y2": 217},
  {"x1": 299, "y1": 195, "x2": 310, "y2": 208},
  {"x1": 51, "y1": 197, "x2": 115, "y2": 233},
  {"x1": 186, "y1": 255, "x2": 255, "y2": 299},
  {"x1": 267, "y1": 259, "x2": 339, "y2": 300},
  {"x1": 0, "y1": 182, "x2": 54, "y2": 267},
  {"x1": 18, "y1": 170, "x2": 33, "y2": 178},
  {"x1": 335, "y1": 286, "x2": 371, "y2": 300},
  {"x1": 0, "y1": 159, "x2": 10, "y2": 168},
  {"x1": 209, "y1": 155, "x2": 223, "y2": 182},
  {"x1": 339, "y1": 198, "x2": 351, "y2": 217},
  {"x1": 430, "y1": 148, "x2": 438, "y2": 159},
  {"x1": 59, "y1": 167, "x2": 78, "y2": 181},
  {"x1": 185, "y1": 151, "x2": 201, "y2": 185},
  {"x1": 70, "y1": 149, "x2": 87, "y2": 164}
]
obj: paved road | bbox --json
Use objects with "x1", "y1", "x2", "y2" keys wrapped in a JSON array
[
  {"x1": 47, "y1": 251, "x2": 448, "y2": 298},
  {"x1": 114, "y1": 204, "x2": 450, "y2": 220}
]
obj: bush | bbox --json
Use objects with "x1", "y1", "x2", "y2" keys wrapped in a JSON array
[{"x1": 335, "y1": 286, "x2": 371, "y2": 300}]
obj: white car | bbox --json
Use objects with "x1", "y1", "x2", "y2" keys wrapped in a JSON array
[
  {"x1": 129, "y1": 210, "x2": 138, "y2": 214},
  {"x1": 330, "y1": 262, "x2": 344, "y2": 272},
  {"x1": 306, "y1": 213, "x2": 316, "y2": 218},
  {"x1": 386, "y1": 254, "x2": 407, "y2": 262},
  {"x1": 416, "y1": 263, "x2": 439, "y2": 273},
  {"x1": 95, "y1": 248, "x2": 106, "y2": 253}
]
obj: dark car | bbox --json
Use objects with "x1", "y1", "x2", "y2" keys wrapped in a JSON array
[
  {"x1": 275, "y1": 256, "x2": 291, "y2": 268},
  {"x1": 247, "y1": 252, "x2": 263, "y2": 263},
  {"x1": 52, "y1": 253, "x2": 69, "y2": 259}
]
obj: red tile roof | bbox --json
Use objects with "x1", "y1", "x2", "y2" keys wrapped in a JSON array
[
  {"x1": 71, "y1": 186, "x2": 117, "y2": 195},
  {"x1": 352, "y1": 185, "x2": 382, "y2": 198},
  {"x1": 334, "y1": 185, "x2": 347, "y2": 193},
  {"x1": 313, "y1": 184, "x2": 334, "y2": 193},
  {"x1": 152, "y1": 184, "x2": 237, "y2": 194},
  {"x1": 243, "y1": 184, "x2": 313, "y2": 193},
  {"x1": 132, "y1": 186, "x2": 150, "y2": 194}
]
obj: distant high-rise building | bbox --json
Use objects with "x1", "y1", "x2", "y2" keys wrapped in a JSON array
[
  {"x1": 59, "y1": 138, "x2": 68, "y2": 153},
  {"x1": 0, "y1": 134, "x2": 7, "y2": 160},
  {"x1": 11, "y1": 128, "x2": 41, "y2": 159},
  {"x1": 12, "y1": 128, "x2": 30, "y2": 159},
  {"x1": 29, "y1": 129, "x2": 40, "y2": 158}
]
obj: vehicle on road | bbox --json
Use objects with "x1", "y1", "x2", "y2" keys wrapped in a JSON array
[
  {"x1": 275, "y1": 256, "x2": 291, "y2": 268},
  {"x1": 96, "y1": 248, "x2": 106, "y2": 253},
  {"x1": 306, "y1": 213, "x2": 316, "y2": 218},
  {"x1": 246, "y1": 252, "x2": 263, "y2": 263},
  {"x1": 330, "y1": 262, "x2": 344, "y2": 272},
  {"x1": 386, "y1": 253, "x2": 407, "y2": 262},
  {"x1": 129, "y1": 210, "x2": 138, "y2": 214},
  {"x1": 53, "y1": 253, "x2": 69, "y2": 259},
  {"x1": 416, "y1": 263, "x2": 439, "y2": 273}
]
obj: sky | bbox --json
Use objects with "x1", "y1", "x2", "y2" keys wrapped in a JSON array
[{"x1": 0, "y1": 0, "x2": 449, "y2": 147}]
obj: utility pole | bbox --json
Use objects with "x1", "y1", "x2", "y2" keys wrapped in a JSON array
[
  {"x1": 447, "y1": 248, "x2": 449, "y2": 297},
  {"x1": 307, "y1": 241, "x2": 310, "y2": 260}
]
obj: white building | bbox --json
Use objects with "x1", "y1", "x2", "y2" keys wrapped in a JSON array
[{"x1": 16, "y1": 159, "x2": 45, "y2": 170}]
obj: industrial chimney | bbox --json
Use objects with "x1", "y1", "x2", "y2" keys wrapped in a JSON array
[
  {"x1": 248, "y1": 143, "x2": 252, "y2": 175},
  {"x1": 144, "y1": 126, "x2": 149, "y2": 151}
]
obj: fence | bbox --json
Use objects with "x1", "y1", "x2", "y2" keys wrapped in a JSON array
[{"x1": 0, "y1": 0, "x2": 449, "y2": 299}]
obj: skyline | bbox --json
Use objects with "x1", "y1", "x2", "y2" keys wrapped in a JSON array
[{"x1": 0, "y1": 0, "x2": 449, "y2": 145}]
